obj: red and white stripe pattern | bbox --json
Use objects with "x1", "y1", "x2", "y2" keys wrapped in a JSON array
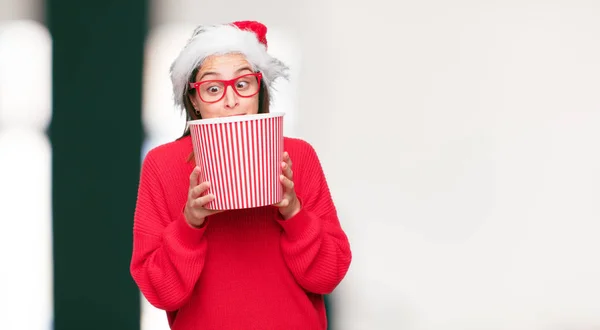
[{"x1": 189, "y1": 114, "x2": 284, "y2": 210}]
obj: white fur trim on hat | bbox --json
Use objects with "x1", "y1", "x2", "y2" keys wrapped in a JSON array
[{"x1": 169, "y1": 23, "x2": 289, "y2": 111}]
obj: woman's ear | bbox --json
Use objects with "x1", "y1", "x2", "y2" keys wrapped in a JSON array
[{"x1": 188, "y1": 94, "x2": 199, "y2": 112}]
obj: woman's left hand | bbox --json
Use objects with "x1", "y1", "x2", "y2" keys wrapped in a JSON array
[{"x1": 274, "y1": 151, "x2": 301, "y2": 220}]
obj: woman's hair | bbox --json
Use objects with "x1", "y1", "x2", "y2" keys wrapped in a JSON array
[{"x1": 179, "y1": 68, "x2": 271, "y2": 139}]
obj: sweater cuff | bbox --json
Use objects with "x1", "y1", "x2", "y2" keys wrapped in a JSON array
[
  {"x1": 167, "y1": 212, "x2": 208, "y2": 248},
  {"x1": 277, "y1": 207, "x2": 321, "y2": 240}
]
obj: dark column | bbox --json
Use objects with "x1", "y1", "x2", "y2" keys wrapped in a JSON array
[{"x1": 47, "y1": 1, "x2": 147, "y2": 329}]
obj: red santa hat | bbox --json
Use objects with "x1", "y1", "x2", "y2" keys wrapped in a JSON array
[{"x1": 170, "y1": 20, "x2": 289, "y2": 111}]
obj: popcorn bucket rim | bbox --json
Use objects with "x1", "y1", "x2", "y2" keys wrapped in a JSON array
[{"x1": 187, "y1": 112, "x2": 285, "y2": 126}]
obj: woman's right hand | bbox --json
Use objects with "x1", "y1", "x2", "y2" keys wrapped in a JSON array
[{"x1": 184, "y1": 167, "x2": 222, "y2": 228}]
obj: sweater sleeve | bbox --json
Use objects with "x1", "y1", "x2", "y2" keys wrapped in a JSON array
[
  {"x1": 129, "y1": 153, "x2": 208, "y2": 311},
  {"x1": 276, "y1": 141, "x2": 352, "y2": 295}
]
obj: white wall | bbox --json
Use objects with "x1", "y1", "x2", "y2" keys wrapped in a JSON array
[
  {"x1": 150, "y1": 1, "x2": 600, "y2": 329},
  {"x1": 0, "y1": 0, "x2": 43, "y2": 22},
  {"x1": 323, "y1": 2, "x2": 600, "y2": 330},
  {"x1": 0, "y1": 19, "x2": 53, "y2": 330}
]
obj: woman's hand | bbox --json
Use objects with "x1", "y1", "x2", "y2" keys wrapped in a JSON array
[
  {"x1": 273, "y1": 152, "x2": 301, "y2": 220},
  {"x1": 184, "y1": 167, "x2": 223, "y2": 228}
]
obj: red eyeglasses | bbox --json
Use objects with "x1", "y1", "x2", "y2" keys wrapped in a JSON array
[{"x1": 189, "y1": 72, "x2": 262, "y2": 103}]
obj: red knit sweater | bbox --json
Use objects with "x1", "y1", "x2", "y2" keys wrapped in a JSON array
[{"x1": 130, "y1": 135, "x2": 352, "y2": 330}]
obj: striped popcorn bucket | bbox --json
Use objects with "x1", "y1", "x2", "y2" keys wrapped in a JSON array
[{"x1": 188, "y1": 113, "x2": 285, "y2": 210}]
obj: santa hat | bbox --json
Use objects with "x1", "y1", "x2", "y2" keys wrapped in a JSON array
[{"x1": 169, "y1": 20, "x2": 289, "y2": 111}]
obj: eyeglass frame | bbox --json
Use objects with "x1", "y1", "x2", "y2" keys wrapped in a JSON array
[{"x1": 188, "y1": 72, "x2": 263, "y2": 104}]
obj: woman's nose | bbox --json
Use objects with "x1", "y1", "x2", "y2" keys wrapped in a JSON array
[{"x1": 224, "y1": 86, "x2": 239, "y2": 109}]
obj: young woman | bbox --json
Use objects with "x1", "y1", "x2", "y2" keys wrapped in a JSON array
[{"x1": 130, "y1": 20, "x2": 352, "y2": 329}]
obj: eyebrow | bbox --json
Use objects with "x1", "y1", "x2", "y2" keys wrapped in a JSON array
[{"x1": 198, "y1": 66, "x2": 253, "y2": 81}]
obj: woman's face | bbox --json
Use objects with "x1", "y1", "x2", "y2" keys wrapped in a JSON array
[{"x1": 189, "y1": 53, "x2": 260, "y2": 119}]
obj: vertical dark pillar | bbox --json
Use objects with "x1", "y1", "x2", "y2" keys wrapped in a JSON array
[{"x1": 48, "y1": 1, "x2": 147, "y2": 329}]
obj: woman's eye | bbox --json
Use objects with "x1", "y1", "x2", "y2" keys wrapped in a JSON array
[
  {"x1": 207, "y1": 86, "x2": 221, "y2": 93},
  {"x1": 236, "y1": 81, "x2": 249, "y2": 89}
]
